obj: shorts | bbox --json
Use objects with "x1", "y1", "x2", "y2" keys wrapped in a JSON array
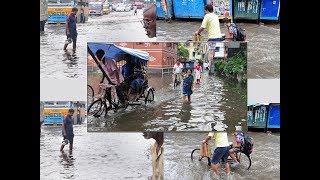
[
  {"x1": 208, "y1": 38, "x2": 222, "y2": 42},
  {"x1": 210, "y1": 146, "x2": 230, "y2": 164},
  {"x1": 63, "y1": 134, "x2": 74, "y2": 145},
  {"x1": 67, "y1": 33, "x2": 77, "y2": 43}
]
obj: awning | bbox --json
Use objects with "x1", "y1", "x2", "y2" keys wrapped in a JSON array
[{"x1": 87, "y1": 42, "x2": 149, "y2": 62}]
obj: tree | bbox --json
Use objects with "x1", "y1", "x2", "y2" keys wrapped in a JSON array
[{"x1": 178, "y1": 43, "x2": 189, "y2": 61}]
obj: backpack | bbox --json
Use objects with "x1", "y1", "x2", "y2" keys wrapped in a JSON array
[
  {"x1": 236, "y1": 27, "x2": 246, "y2": 41},
  {"x1": 241, "y1": 134, "x2": 254, "y2": 155}
]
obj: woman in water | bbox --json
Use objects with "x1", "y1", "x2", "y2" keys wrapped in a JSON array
[{"x1": 182, "y1": 69, "x2": 194, "y2": 102}]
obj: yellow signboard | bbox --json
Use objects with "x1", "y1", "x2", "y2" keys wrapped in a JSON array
[
  {"x1": 44, "y1": 109, "x2": 68, "y2": 116},
  {"x1": 48, "y1": 7, "x2": 73, "y2": 15}
]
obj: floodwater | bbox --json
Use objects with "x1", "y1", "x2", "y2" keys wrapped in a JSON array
[
  {"x1": 40, "y1": 9, "x2": 155, "y2": 79},
  {"x1": 40, "y1": 124, "x2": 155, "y2": 179},
  {"x1": 87, "y1": 71, "x2": 247, "y2": 132},
  {"x1": 157, "y1": 20, "x2": 280, "y2": 79},
  {"x1": 164, "y1": 132, "x2": 280, "y2": 180}
]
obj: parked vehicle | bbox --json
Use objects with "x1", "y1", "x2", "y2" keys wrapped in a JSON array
[
  {"x1": 116, "y1": 4, "x2": 131, "y2": 12},
  {"x1": 89, "y1": 1, "x2": 103, "y2": 16},
  {"x1": 43, "y1": 101, "x2": 74, "y2": 125},
  {"x1": 133, "y1": 1, "x2": 144, "y2": 9},
  {"x1": 47, "y1": 0, "x2": 89, "y2": 23}
]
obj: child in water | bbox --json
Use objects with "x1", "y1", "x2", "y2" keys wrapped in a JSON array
[
  {"x1": 182, "y1": 69, "x2": 194, "y2": 102},
  {"x1": 127, "y1": 75, "x2": 144, "y2": 101}
]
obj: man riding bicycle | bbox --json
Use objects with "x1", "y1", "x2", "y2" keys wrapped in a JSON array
[
  {"x1": 173, "y1": 60, "x2": 183, "y2": 84},
  {"x1": 96, "y1": 49, "x2": 128, "y2": 108}
]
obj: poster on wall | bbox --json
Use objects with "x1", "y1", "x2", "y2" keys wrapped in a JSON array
[{"x1": 208, "y1": 0, "x2": 232, "y2": 19}]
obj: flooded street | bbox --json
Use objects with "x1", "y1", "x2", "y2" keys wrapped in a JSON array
[
  {"x1": 157, "y1": 20, "x2": 280, "y2": 79},
  {"x1": 88, "y1": 71, "x2": 247, "y2": 132},
  {"x1": 40, "y1": 125, "x2": 155, "y2": 179},
  {"x1": 164, "y1": 132, "x2": 280, "y2": 180},
  {"x1": 40, "y1": 10, "x2": 155, "y2": 79}
]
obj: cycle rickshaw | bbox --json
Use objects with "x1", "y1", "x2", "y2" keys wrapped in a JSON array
[{"x1": 87, "y1": 43, "x2": 155, "y2": 117}]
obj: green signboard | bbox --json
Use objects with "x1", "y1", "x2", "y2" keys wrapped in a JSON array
[{"x1": 234, "y1": 0, "x2": 261, "y2": 20}]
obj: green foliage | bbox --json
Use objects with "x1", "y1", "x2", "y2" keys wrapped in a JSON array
[
  {"x1": 214, "y1": 61, "x2": 225, "y2": 74},
  {"x1": 213, "y1": 53, "x2": 247, "y2": 83},
  {"x1": 178, "y1": 43, "x2": 189, "y2": 61}
]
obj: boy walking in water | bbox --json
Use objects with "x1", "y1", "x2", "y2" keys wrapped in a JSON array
[
  {"x1": 64, "y1": 8, "x2": 78, "y2": 51},
  {"x1": 60, "y1": 109, "x2": 75, "y2": 152}
]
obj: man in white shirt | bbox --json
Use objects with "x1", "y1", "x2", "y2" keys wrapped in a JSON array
[
  {"x1": 203, "y1": 62, "x2": 209, "y2": 70},
  {"x1": 173, "y1": 60, "x2": 183, "y2": 83}
]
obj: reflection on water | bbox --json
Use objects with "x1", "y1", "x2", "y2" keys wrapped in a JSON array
[
  {"x1": 41, "y1": 10, "x2": 154, "y2": 79},
  {"x1": 164, "y1": 132, "x2": 280, "y2": 180},
  {"x1": 157, "y1": 20, "x2": 280, "y2": 79},
  {"x1": 88, "y1": 71, "x2": 247, "y2": 132},
  {"x1": 40, "y1": 125, "x2": 154, "y2": 179}
]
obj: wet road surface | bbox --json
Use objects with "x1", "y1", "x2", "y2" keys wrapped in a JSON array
[
  {"x1": 164, "y1": 132, "x2": 280, "y2": 180},
  {"x1": 87, "y1": 71, "x2": 247, "y2": 132},
  {"x1": 41, "y1": 10, "x2": 155, "y2": 79},
  {"x1": 157, "y1": 20, "x2": 280, "y2": 79},
  {"x1": 40, "y1": 124, "x2": 155, "y2": 179}
]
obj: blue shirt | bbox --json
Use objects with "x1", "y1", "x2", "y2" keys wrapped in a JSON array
[
  {"x1": 62, "y1": 115, "x2": 74, "y2": 136},
  {"x1": 122, "y1": 63, "x2": 134, "y2": 78},
  {"x1": 66, "y1": 13, "x2": 77, "y2": 35},
  {"x1": 131, "y1": 78, "x2": 143, "y2": 91}
]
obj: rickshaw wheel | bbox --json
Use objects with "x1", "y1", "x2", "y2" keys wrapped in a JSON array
[
  {"x1": 145, "y1": 89, "x2": 154, "y2": 104},
  {"x1": 88, "y1": 99, "x2": 103, "y2": 117}
]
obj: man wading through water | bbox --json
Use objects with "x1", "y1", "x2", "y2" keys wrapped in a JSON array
[
  {"x1": 60, "y1": 109, "x2": 75, "y2": 153},
  {"x1": 195, "y1": 4, "x2": 222, "y2": 42},
  {"x1": 143, "y1": 132, "x2": 164, "y2": 180},
  {"x1": 64, "y1": 7, "x2": 78, "y2": 51}
]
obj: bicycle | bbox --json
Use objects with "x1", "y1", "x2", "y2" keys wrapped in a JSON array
[
  {"x1": 87, "y1": 85, "x2": 94, "y2": 105},
  {"x1": 88, "y1": 85, "x2": 119, "y2": 118},
  {"x1": 173, "y1": 73, "x2": 181, "y2": 89},
  {"x1": 191, "y1": 142, "x2": 252, "y2": 170}
]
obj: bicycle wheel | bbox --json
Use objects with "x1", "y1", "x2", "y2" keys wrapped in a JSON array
[
  {"x1": 191, "y1": 148, "x2": 211, "y2": 166},
  {"x1": 87, "y1": 85, "x2": 94, "y2": 103},
  {"x1": 88, "y1": 99, "x2": 103, "y2": 117},
  {"x1": 237, "y1": 153, "x2": 252, "y2": 170},
  {"x1": 145, "y1": 89, "x2": 154, "y2": 104},
  {"x1": 191, "y1": 148, "x2": 201, "y2": 161},
  {"x1": 174, "y1": 78, "x2": 177, "y2": 88}
]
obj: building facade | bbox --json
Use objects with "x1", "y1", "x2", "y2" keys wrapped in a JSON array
[{"x1": 116, "y1": 42, "x2": 178, "y2": 74}]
